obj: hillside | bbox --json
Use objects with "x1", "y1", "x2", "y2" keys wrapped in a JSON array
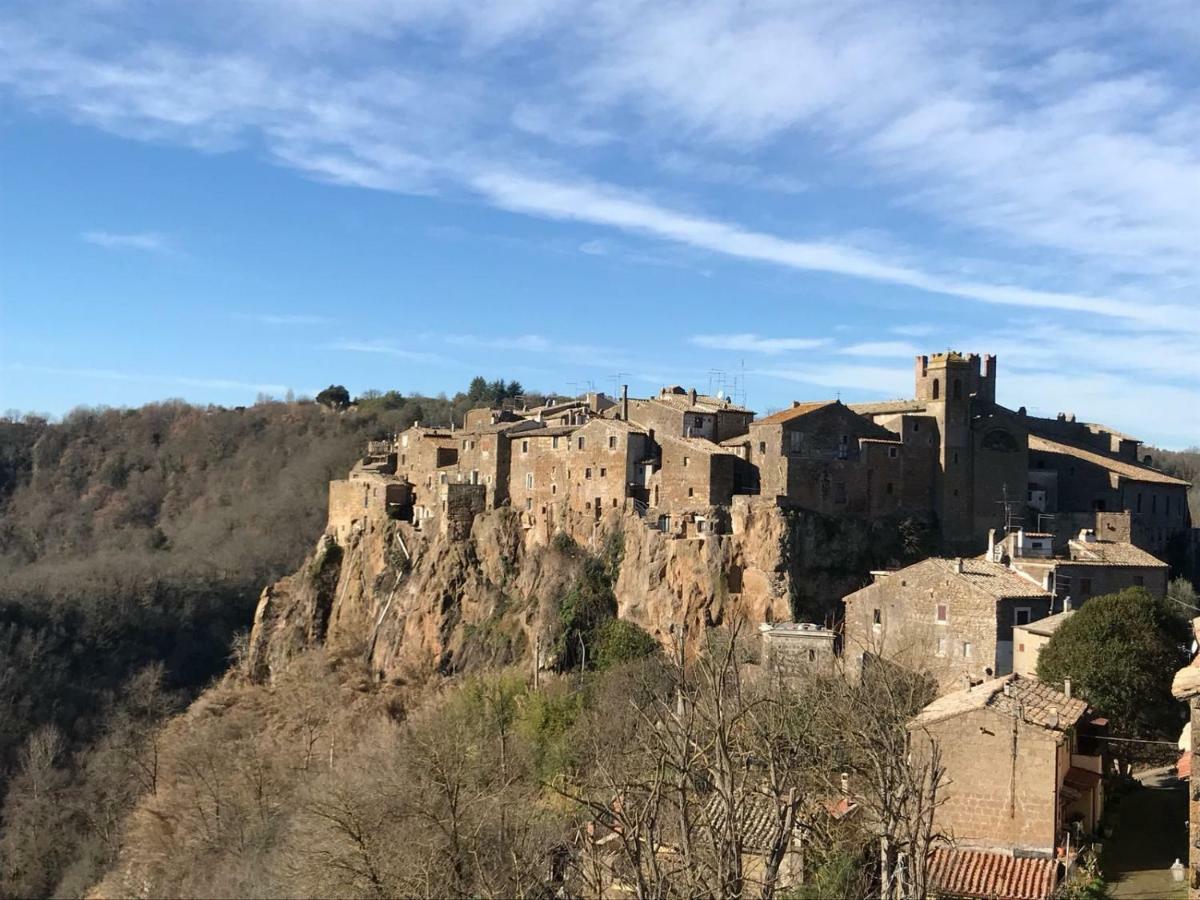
[{"x1": 0, "y1": 391, "x2": 476, "y2": 896}]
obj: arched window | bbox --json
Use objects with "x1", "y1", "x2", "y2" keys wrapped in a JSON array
[
  {"x1": 953, "y1": 379, "x2": 962, "y2": 400},
  {"x1": 981, "y1": 429, "x2": 1018, "y2": 451},
  {"x1": 932, "y1": 378, "x2": 940, "y2": 400}
]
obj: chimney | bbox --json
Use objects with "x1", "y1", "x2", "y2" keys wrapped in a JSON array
[
  {"x1": 840, "y1": 772, "x2": 850, "y2": 800},
  {"x1": 986, "y1": 528, "x2": 997, "y2": 561},
  {"x1": 1065, "y1": 595, "x2": 1073, "y2": 612},
  {"x1": 688, "y1": 387, "x2": 698, "y2": 405},
  {"x1": 621, "y1": 384, "x2": 629, "y2": 422},
  {"x1": 955, "y1": 557, "x2": 964, "y2": 574},
  {"x1": 962, "y1": 673, "x2": 972, "y2": 692},
  {"x1": 1047, "y1": 707, "x2": 1059, "y2": 729},
  {"x1": 1064, "y1": 678, "x2": 1072, "y2": 700}
]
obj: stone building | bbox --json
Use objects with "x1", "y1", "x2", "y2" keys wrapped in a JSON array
[
  {"x1": 996, "y1": 527, "x2": 1170, "y2": 604},
  {"x1": 1012, "y1": 611, "x2": 1073, "y2": 679},
  {"x1": 759, "y1": 622, "x2": 837, "y2": 678},
  {"x1": 910, "y1": 674, "x2": 1104, "y2": 857},
  {"x1": 618, "y1": 385, "x2": 754, "y2": 442},
  {"x1": 1028, "y1": 433, "x2": 1191, "y2": 558},
  {"x1": 743, "y1": 400, "x2": 927, "y2": 517},
  {"x1": 843, "y1": 557, "x2": 1054, "y2": 693},
  {"x1": 852, "y1": 353, "x2": 1028, "y2": 551},
  {"x1": 648, "y1": 434, "x2": 738, "y2": 510}
]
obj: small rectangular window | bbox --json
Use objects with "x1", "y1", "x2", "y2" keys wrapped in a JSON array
[
  {"x1": 688, "y1": 487, "x2": 694, "y2": 497},
  {"x1": 683, "y1": 456, "x2": 690, "y2": 467},
  {"x1": 962, "y1": 641, "x2": 973, "y2": 659},
  {"x1": 609, "y1": 435, "x2": 617, "y2": 449},
  {"x1": 758, "y1": 441, "x2": 766, "y2": 454},
  {"x1": 888, "y1": 446, "x2": 898, "y2": 459},
  {"x1": 600, "y1": 467, "x2": 606, "y2": 477},
  {"x1": 1015, "y1": 607, "x2": 1031, "y2": 626},
  {"x1": 522, "y1": 440, "x2": 529, "y2": 453},
  {"x1": 551, "y1": 484, "x2": 557, "y2": 495},
  {"x1": 525, "y1": 497, "x2": 532, "y2": 510},
  {"x1": 585, "y1": 468, "x2": 592, "y2": 479},
  {"x1": 1133, "y1": 575, "x2": 1144, "y2": 586},
  {"x1": 936, "y1": 604, "x2": 948, "y2": 623},
  {"x1": 578, "y1": 437, "x2": 585, "y2": 450},
  {"x1": 913, "y1": 421, "x2": 920, "y2": 432},
  {"x1": 873, "y1": 608, "x2": 881, "y2": 626},
  {"x1": 886, "y1": 482, "x2": 894, "y2": 495},
  {"x1": 525, "y1": 473, "x2": 534, "y2": 489}
]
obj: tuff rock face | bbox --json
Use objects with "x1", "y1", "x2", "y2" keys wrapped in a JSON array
[{"x1": 246, "y1": 497, "x2": 918, "y2": 683}]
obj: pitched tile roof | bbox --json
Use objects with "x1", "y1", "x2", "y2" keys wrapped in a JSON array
[
  {"x1": 754, "y1": 400, "x2": 836, "y2": 426},
  {"x1": 989, "y1": 675, "x2": 1089, "y2": 729},
  {"x1": 700, "y1": 792, "x2": 792, "y2": 853},
  {"x1": 927, "y1": 847, "x2": 1061, "y2": 900},
  {"x1": 651, "y1": 392, "x2": 753, "y2": 415},
  {"x1": 1017, "y1": 610, "x2": 1073, "y2": 638},
  {"x1": 930, "y1": 558, "x2": 1052, "y2": 600},
  {"x1": 913, "y1": 674, "x2": 1088, "y2": 731},
  {"x1": 1066, "y1": 540, "x2": 1167, "y2": 567},
  {"x1": 848, "y1": 399, "x2": 928, "y2": 416},
  {"x1": 1029, "y1": 435, "x2": 1190, "y2": 487}
]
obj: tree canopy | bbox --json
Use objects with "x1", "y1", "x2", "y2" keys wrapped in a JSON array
[
  {"x1": 1037, "y1": 587, "x2": 1188, "y2": 741},
  {"x1": 315, "y1": 384, "x2": 351, "y2": 409}
]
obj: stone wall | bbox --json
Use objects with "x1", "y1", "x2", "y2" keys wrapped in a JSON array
[
  {"x1": 442, "y1": 483, "x2": 486, "y2": 541},
  {"x1": 844, "y1": 562, "x2": 1014, "y2": 692},
  {"x1": 915, "y1": 706, "x2": 1060, "y2": 854}
]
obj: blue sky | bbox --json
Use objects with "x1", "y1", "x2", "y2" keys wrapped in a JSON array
[{"x1": 1, "y1": 1, "x2": 1198, "y2": 447}]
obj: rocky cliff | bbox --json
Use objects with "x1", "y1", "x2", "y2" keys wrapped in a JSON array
[{"x1": 247, "y1": 496, "x2": 928, "y2": 683}]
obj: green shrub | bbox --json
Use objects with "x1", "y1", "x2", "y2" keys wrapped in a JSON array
[{"x1": 593, "y1": 618, "x2": 658, "y2": 669}]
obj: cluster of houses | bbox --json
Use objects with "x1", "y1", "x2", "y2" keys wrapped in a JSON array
[
  {"x1": 330, "y1": 351, "x2": 1193, "y2": 564},
  {"x1": 755, "y1": 523, "x2": 1174, "y2": 898}
]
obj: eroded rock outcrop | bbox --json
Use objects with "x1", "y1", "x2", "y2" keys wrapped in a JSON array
[{"x1": 246, "y1": 496, "x2": 926, "y2": 683}]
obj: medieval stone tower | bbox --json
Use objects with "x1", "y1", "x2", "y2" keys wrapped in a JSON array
[{"x1": 914, "y1": 352, "x2": 998, "y2": 545}]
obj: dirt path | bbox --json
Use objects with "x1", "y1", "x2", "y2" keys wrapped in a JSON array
[{"x1": 1105, "y1": 766, "x2": 1188, "y2": 899}]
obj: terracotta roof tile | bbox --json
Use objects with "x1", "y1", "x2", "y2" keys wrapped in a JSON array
[
  {"x1": 913, "y1": 674, "x2": 1088, "y2": 731},
  {"x1": 931, "y1": 558, "x2": 1052, "y2": 600},
  {"x1": 754, "y1": 401, "x2": 837, "y2": 425},
  {"x1": 1066, "y1": 540, "x2": 1167, "y2": 567},
  {"x1": 1029, "y1": 435, "x2": 1190, "y2": 487},
  {"x1": 928, "y1": 847, "x2": 1061, "y2": 900},
  {"x1": 848, "y1": 399, "x2": 928, "y2": 416}
]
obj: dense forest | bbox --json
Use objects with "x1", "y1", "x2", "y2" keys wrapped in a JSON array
[{"x1": 0, "y1": 378, "x2": 545, "y2": 896}]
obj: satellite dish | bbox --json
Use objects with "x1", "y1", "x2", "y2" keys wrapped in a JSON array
[{"x1": 716, "y1": 389, "x2": 725, "y2": 399}]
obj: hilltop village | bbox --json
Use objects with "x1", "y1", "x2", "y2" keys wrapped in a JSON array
[
  {"x1": 332, "y1": 350, "x2": 1192, "y2": 561},
  {"x1": 313, "y1": 350, "x2": 1197, "y2": 898}
]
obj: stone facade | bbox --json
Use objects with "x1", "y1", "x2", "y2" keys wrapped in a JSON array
[
  {"x1": 910, "y1": 675, "x2": 1102, "y2": 856},
  {"x1": 843, "y1": 557, "x2": 1053, "y2": 693},
  {"x1": 759, "y1": 622, "x2": 837, "y2": 678}
]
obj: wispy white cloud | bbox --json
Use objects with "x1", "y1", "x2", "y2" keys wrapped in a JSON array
[
  {"x1": 5, "y1": 362, "x2": 294, "y2": 395},
  {"x1": 472, "y1": 171, "x2": 1195, "y2": 331},
  {"x1": 689, "y1": 334, "x2": 829, "y2": 355},
  {"x1": 838, "y1": 341, "x2": 921, "y2": 358},
  {"x1": 237, "y1": 312, "x2": 330, "y2": 326},
  {"x1": 81, "y1": 230, "x2": 172, "y2": 252},
  {"x1": 328, "y1": 340, "x2": 451, "y2": 364},
  {"x1": 891, "y1": 323, "x2": 938, "y2": 338}
]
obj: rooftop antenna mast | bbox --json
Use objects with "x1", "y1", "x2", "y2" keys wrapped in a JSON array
[
  {"x1": 995, "y1": 482, "x2": 1023, "y2": 535},
  {"x1": 610, "y1": 372, "x2": 631, "y2": 399}
]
